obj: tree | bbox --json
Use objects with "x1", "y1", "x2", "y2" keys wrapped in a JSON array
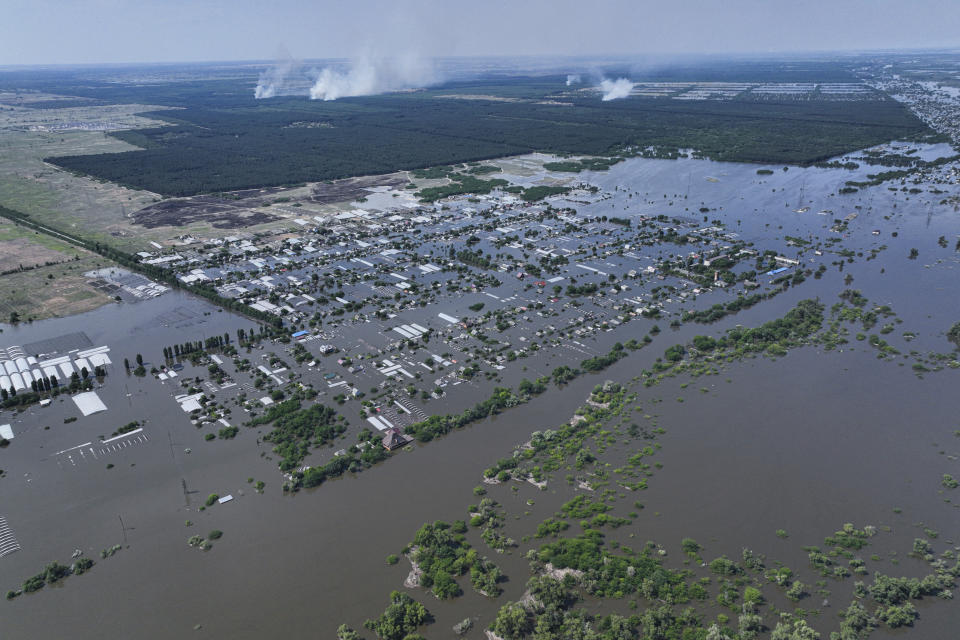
[
  {"x1": 363, "y1": 591, "x2": 429, "y2": 640},
  {"x1": 680, "y1": 538, "x2": 701, "y2": 555},
  {"x1": 879, "y1": 603, "x2": 917, "y2": 628},
  {"x1": 786, "y1": 580, "x2": 806, "y2": 601},
  {"x1": 135, "y1": 353, "x2": 143, "y2": 366},
  {"x1": 490, "y1": 602, "x2": 531, "y2": 640},
  {"x1": 337, "y1": 624, "x2": 361, "y2": 640},
  {"x1": 948, "y1": 322, "x2": 960, "y2": 348},
  {"x1": 706, "y1": 624, "x2": 732, "y2": 640},
  {"x1": 771, "y1": 620, "x2": 820, "y2": 640}
]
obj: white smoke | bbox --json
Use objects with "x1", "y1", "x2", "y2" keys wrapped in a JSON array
[
  {"x1": 599, "y1": 77, "x2": 634, "y2": 101},
  {"x1": 255, "y1": 49, "x2": 303, "y2": 99},
  {"x1": 309, "y1": 53, "x2": 438, "y2": 101},
  {"x1": 565, "y1": 74, "x2": 582, "y2": 86}
]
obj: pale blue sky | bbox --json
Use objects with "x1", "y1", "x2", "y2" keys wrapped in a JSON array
[{"x1": 1, "y1": 0, "x2": 958, "y2": 66}]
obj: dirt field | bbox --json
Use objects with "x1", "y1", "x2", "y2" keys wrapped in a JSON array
[
  {"x1": 0, "y1": 97, "x2": 508, "y2": 251},
  {"x1": 309, "y1": 174, "x2": 409, "y2": 204},
  {"x1": 131, "y1": 195, "x2": 282, "y2": 228},
  {"x1": 0, "y1": 101, "x2": 294, "y2": 250},
  {"x1": 0, "y1": 219, "x2": 88, "y2": 272},
  {"x1": 0, "y1": 219, "x2": 114, "y2": 321}
]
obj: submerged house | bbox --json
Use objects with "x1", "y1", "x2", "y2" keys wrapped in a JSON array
[{"x1": 382, "y1": 427, "x2": 413, "y2": 451}]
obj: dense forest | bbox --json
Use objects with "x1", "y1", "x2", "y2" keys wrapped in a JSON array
[{"x1": 0, "y1": 61, "x2": 932, "y2": 197}]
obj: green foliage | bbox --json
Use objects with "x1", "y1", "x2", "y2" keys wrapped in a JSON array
[
  {"x1": 560, "y1": 495, "x2": 611, "y2": 519},
  {"x1": 362, "y1": 591, "x2": 430, "y2": 640},
  {"x1": 681, "y1": 538, "x2": 702, "y2": 555},
  {"x1": 72, "y1": 558, "x2": 94, "y2": 575},
  {"x1": 217, "y1": 425, "x2": 239, "y2": 439},
  {"x1": 410, "y1": 521, "x2": 503, "y2": 599},
  {"x1": 261, "y1": 402, "x2": 343, "y2": 471},
  {"x1": 520, "y1": 185, "x2": 570, "y2": 202},
  {"x1": 44, "y1": 75, "x2": 930, "y2": 197},
  {"x1": 708, "y1": 556, "x2": 742, "y2": 577},
  {"x1": 416, "y1": 175, "x2": 509, "y2": 203},
  {"x1": 683, "y1": 294, "x2": 765, "y2": 323},
  {"x1": 580, "y1": 343, "x2": 629, "y2": 372},
  {"x1": 770, "y1": 619, "x2": 820, "y2": 640},
  {"x1": 490, "y1": 602, "x2": 532, "y2": 640},
  {"x1": 824, "y1": 523, "x2": 871, "y2": 550},
  {"x1": 404, "y1": 387, "x2": 523, "y2": 442},
  {"x1": 535, "y1": 517, "x2": 570, "y2": 538},
  {"x1": 543, "y1": 157, "x2": 622, "y2": 173},
  {"x1": 878, "y1": 602, "x2": 918, "y2": 628},
  {"x1": 947, "y1": 322, "x2": 960, "y2": 348}
]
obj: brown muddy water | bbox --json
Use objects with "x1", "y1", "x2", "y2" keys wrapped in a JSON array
[
  {"x1": 2, "y1": 316, "x2": 958, "y2": 639},
  {"x1": 2, "y1": 148, "x2": 960, "y2": 638}
]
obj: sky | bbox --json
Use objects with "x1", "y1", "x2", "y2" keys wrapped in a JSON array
[{"x1": 1, "y1": 0, "x2": 958, "y2": 66}]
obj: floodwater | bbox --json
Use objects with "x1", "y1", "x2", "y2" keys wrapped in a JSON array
[{"x1": 2, "y1": 147, "x2": 960, "y2": 638}]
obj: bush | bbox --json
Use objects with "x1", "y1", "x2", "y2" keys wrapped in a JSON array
[
  {"x1": 709, "y1": 556, "x2": 741, "y2": 576},
  {"x1": 681, "y1": 538, "x2": 701, "y2": 554}
]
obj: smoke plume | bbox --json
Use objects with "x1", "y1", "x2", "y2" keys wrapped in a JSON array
[
  {"x1": 255, "y1": 49, "x2": 305, "y2": 99},
  {"x1": 309, "y1": 53, "x2": 438, "y2": 101},
  {"x1": 599, "y1": 77, "x2": 633, "y2": 101},
  {"x1": 565, "y1": 74, "x2": 582, "y2": 86}
]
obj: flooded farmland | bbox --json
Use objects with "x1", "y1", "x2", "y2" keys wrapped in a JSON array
[{"x1": 2, "y1": 146, "x2": 960, "y2": 639}]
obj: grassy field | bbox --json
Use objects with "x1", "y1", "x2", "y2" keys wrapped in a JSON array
[
  {"x1": 0, "y1": 218, "x2": 116, "y2": 322},
  {"x1": 0, "y1": 218, "x2": 89, "y2": 273},
  {"x1": 0, "y1": 103, "x2": 291, "y2": 253},
  {"x1": 0, "y1": 252, "x2": 114, "y2": 323}
]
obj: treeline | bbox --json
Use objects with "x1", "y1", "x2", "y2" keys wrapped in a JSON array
[
  {"x1": 543, "y1": 157, "x2": 622, "y2": 173},
  {"x1": 162, "y1": 333, "x2": 231, "y2": 359},
  {"x1": 405, "y1": 387, "x2": 525, "y2": 443},
  {"x1": 520, "y1": 186, "x2": 570, "y2": 202},
  {"x1": 845, "y1": 154, "x2": 960, "y2": 188},
  {"x1": 405, "y1": 342, "x2": 639, "y2": 444},
  {"x1": 1, "y1": 369, "x2": 99, "y2": 409},
  {"x1": 681, "y1": 293, "x2": 766, "y2": 323}
]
